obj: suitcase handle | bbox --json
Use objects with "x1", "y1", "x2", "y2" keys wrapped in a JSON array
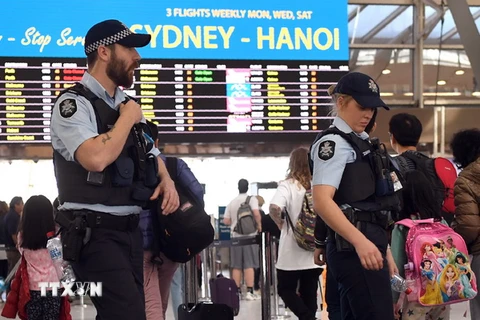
[{"x1": 181, "y1": 302, "x2": 214, "y2": 313}]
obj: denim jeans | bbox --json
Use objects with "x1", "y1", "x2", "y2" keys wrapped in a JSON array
[{"x1": 170, "y1": 266, "x2": 185, "y2": 320}]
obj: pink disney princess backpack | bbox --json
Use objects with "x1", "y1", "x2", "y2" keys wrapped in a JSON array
[{"x1": 396, "y1": 218, "x2": 478, "y2": 307}]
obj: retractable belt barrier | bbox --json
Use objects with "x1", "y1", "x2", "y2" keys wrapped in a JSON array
[
  {"x1": 186, "y1": 233, "x2": 282, "y2": 320},
  {"x1": 184, "y1": 255, "x2": 198, "y2": 306},
  {"x1": 259, "y1": 232, "x2": 271, "y2": 320},
  {"x1": 209, "y1": 235, "x2": 260, "y2": 248}
]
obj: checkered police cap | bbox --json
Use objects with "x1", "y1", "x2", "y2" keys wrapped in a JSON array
[{"x1": 84, "y1": 19, "x2": 151, "y2": 56}]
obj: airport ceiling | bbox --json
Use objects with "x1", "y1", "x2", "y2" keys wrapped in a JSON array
[{"x1": 347, "y1": 0, "x2": 480, "y2": 105}]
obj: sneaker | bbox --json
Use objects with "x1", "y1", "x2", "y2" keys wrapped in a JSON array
[{"x1": 245, "y1": 292, "x2": 260, "y2": 301}]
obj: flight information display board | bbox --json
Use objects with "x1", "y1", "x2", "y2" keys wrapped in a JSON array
[{"x1": 0, "y1": 0, "x2": 349, "y2": 143}]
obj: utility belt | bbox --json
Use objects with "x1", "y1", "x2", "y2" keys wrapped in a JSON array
[
  {"x1": 329, "y1": 207, "x2": 389, "y2": 252},
  {"x1": 55, "y1": 210, "x2": 140, "y2": 262},
  {"x1": 60, "y1": 210, "x2": 140, "y2": 231}
]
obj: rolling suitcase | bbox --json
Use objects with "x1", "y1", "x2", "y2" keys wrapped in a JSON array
[
  {"x1": 209, "y1": 274, "x2": 240, "y2": 316},
  {"x1": 178, "y1": 302, "x2": 234, "y2": 320},
  {"x1": 179, "y1": 252, "x2": 234, "y2": 320}
]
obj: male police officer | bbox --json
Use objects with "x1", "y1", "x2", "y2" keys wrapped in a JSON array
[{"x1": 50, "y1": 20, "x2": 179, "y2": 320}]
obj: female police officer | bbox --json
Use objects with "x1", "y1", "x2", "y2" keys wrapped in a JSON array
[{"x1": 310, "y1": 72, "x2": 400, "y2": 320}]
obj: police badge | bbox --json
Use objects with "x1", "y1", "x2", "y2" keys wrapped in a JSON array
[
  {"x1": 318, "y1": 140, "x2": 336, "y2": 161},
  {"x1": 59, "y1": 99, "x2": 77, "y2": 118}
]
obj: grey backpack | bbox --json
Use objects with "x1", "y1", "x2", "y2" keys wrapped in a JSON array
[{"x1": 234, "y1": 196, "x2": 257, "y2": 235}]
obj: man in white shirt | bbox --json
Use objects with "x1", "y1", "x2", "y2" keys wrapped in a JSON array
[{"x1": 223, "y1": 179, "x2": 262, "y2": 300}]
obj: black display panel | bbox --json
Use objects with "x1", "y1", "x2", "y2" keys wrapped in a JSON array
[{"x1": 0, "y1": 57, "x2": 348, "y2": 143}]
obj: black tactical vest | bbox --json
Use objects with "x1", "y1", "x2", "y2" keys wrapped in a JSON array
[
  {"x1": 310, "y1": 127, "x2": 401, "y2": 213},
  {"x1": 53, "y1": 83, "x2": 155, "y2": 207}
]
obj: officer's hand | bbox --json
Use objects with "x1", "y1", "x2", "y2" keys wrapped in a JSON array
[
  {"x1": 119, "y1": 100, "x2": 143, "y2": 124},
  {"x1": 150, "y1": 177, "x2": 180, "y2": 215},
  {"x1": 354, "y1": 238, "x2": 383, "y2": 271},
  {"x1": 314, "y1": 247, "x2": 326, "y2": 266},
  {"x1": 386, "y1": 247, "x2": 399, "y2": 277}
]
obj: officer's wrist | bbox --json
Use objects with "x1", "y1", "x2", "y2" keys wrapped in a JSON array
[{"x1": 315, "y1": 239, "x2": 326, "y2": 249}]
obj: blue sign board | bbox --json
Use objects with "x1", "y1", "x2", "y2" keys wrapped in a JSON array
[
  {"x1": 218, "y1": 206, "x2": 231, "y2": 241},
  {"x1": 1, "y1": 0, "x2": 348, "y2": 60}
]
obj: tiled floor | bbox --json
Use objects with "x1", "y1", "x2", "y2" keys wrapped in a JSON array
[{"x1": 0, "y1": 297, "x2": 471, "y2": 319}]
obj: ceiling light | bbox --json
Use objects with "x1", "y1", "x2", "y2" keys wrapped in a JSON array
[
  {"x1": 423, "y1": 92, "x2": 461, "y2": 97},
  {"x1": 380, "y1": 92, "x2": 394, "y2": 97},
  {"x1": 472, "y1": 91, "x2": 480, "y2": 96},
  {"x1": 403, "y1": 92, "x2": 461, "y2": 96},
  {"x1": 437, "y1": 80, "x2": 446, "y2": 85},
  {"x1": 455, "y1": 70, "x2": 465, "y2": 75},
  {"x1": 382, "y1": 69, "x2": 391, "y2": 75}
]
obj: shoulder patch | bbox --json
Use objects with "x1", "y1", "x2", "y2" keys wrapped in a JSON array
[
  {"x1": 59, "y1": 99, "x2": 77, "y2": 118},
  {"x1": 318, "y1": 140, "x2": 336, "y2": 161}
]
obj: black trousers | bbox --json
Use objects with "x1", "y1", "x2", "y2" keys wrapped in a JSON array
[
  {"x1": 73, "y1": 227, "x2": 145, "y2": 320},
  {"x1": 277, "y1": 268, "x2": 322, "y2": 320},
  {"x1": 326, "y1": 222, "x2": 394, "y2": 320},
  {"x1": 325, "y1": 263, "x2": 342, "y2": 320}
]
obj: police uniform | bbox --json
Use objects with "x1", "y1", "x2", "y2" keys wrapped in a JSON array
[
  {"x1": 51, "y1": 20, "x2": 156, "y2": 320},
  {"x1": 310, "y1": 72, "x2": 399, "y2": 320},
  {"x1": 314, "y1": 215, "x2": 342, "y2": 320}
]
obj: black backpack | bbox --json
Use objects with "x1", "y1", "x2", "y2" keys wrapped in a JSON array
[
  {"x1": 395, "y1": 151, "x2": 454, "y2": 225},
  {"x1": 153, "y1": 157, "x2": 214, "y2": 263}
]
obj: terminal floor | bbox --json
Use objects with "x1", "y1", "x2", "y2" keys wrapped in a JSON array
[{"x1": 0, "y1": 297, "x2": 472, "y2": 319}]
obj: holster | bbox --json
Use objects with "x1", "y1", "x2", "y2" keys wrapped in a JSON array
[
  {"x1": 334, "y1": 207, "x2": 358, "y2": 252},
  {"x1": 333, "y1": 207, "x2": 389, "y2": 252},
  {"x1": 55, "y1": 211, "x2": 88, "y2": 262}
]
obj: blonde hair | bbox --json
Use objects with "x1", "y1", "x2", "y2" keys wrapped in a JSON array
[
  {"x1": 327, "y1": 84, "x2": 352, "y2": 116},
  {"x1": 438, "y1": 264, "x2": 460, "y2": 296},
  {"x1": 286, "y1": 147, "x2": 311, "y2": 190},
  {"x1": 327, "y1": 84, "x2": 336, "y2": 96},
  {"x1": 256, "y1": 195, "x2": 265, "y2": 207}
]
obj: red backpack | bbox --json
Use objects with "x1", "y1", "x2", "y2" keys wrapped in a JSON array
[{"x1": 434, "y1": 158, "x2": 458, "y2": 214}]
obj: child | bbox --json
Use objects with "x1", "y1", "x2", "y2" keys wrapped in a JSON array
[
  {"x1": 391, "y1": 171, "x2": 451, "y2": 320},
  {"x1": 2, "y1": 195, "x2": 70, "y2": 320}
]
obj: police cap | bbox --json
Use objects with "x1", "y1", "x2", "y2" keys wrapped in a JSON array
[
  {"x1": 84, "y1": 19, "x2": 151, "y2": 56},
  {"x1": 333, "y1": 72, "x2": 389, "y2": 110}
]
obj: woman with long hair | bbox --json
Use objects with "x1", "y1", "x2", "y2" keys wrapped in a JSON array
[{"x1": 269, "y1": 147, "x2": 322, "y2": 320}]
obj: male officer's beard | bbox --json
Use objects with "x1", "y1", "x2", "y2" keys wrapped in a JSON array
[{"x1": 106, "y1": 53, "x2": 138, "y2": 88}]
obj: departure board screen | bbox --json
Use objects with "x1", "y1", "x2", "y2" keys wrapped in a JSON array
[{"x1": 0, "y1": 0, "x2": 349, "y2": 144}]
